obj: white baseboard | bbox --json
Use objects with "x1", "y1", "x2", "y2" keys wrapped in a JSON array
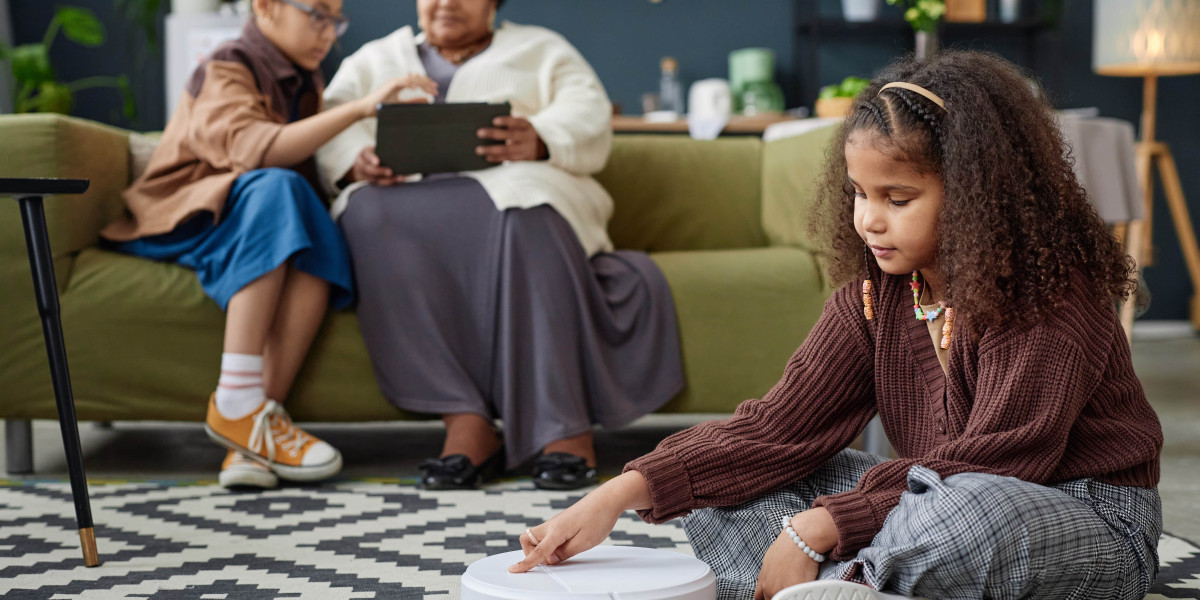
[{"x1": 1132, "y1": 320, "x2": 1198, "y2": 342}]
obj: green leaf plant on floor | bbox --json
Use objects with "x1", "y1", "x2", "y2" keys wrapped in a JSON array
[{"x1": 0, "y1": 6, "x2": 136, "y2": 119}]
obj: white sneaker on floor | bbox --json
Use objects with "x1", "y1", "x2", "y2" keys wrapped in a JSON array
[
  {"x1": 774, "y1": 580, "x2": 915, "y2": 600},
  {"x1": 219, "y1": 450, "x2": 279, "y2": 489}
]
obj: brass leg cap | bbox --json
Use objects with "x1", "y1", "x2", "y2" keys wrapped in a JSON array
[{"x1": 79, "y1": 527, "x2": 100, "y2": 567}]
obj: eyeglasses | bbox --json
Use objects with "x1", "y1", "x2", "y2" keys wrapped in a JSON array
[{"x1": 278, "y1": 0, "x2": 350, "y2": 37}]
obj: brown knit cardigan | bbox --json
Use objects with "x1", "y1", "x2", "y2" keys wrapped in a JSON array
[{"x1": 625, "y1": 270, "x2": 1162, "y2": 560}]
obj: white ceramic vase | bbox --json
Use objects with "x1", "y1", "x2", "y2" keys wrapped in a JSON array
[
  {"x1": 172, "y1": 0, "x2": 222, "y2": 14},
  {"x1": 999, "y1": 0, "x2": 1021, "y2": 23},
  {"x1": 842, "y1": 0, "x2": 879, "y2": 22}
]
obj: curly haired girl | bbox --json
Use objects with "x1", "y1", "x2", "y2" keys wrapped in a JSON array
[{"x1": 509, "y1": 50, "x2": 1164, "y2": 600}]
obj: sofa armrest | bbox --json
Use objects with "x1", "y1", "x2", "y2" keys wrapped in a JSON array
[{"x1": 0, "y1": 114, "x2": 133, "y2": 284}]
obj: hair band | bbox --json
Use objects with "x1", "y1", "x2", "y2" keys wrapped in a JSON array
[{"x1": 879, "y1": 82, "x2": 947, "y2": 111}]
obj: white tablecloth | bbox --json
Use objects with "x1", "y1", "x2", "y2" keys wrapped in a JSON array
[{"x1": 1058, "y1": 114, "x2": 1143, "y2": 223}]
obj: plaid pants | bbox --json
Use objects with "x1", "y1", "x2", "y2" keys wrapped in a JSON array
[{"x1": 681, "y1": 449, "x2": 1162, "y2": 600}]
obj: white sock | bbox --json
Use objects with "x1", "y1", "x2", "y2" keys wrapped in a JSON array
[{"x1": 215, "y1": 353, "x2": 265, "y2": 420}]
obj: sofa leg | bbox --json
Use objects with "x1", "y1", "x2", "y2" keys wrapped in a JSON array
[{"x1": 5, "y1": 419, "x2": 34, "y2": 475}]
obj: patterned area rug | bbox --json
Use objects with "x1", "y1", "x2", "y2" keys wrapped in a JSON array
[{"x1": 1, "y1": 479, "x2": 1197, "y2": 599}]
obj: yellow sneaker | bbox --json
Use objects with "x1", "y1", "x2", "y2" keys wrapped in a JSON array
[
  {"x1": 219, "y1": 450, "x2": 278, "y2": 489},
  {"x1": 205, "y1": 394, "x2": 342, "y2": 482}
]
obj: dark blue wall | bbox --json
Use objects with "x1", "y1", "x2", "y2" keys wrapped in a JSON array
[
  {"x1": 321, "y1": 0, "x2": 801, "y2": 114},
  {"x1": 9, "y1": 0, "x2": 1200, "y2": 320}
]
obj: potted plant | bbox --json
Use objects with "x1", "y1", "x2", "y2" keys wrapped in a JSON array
[
  {"x1": 815, "y1": 76, "x2": 870, "y2": 119},
  {"x1": 886, "y1": 0, "x2": 946, "y2": 60},
  {"x1": 0, "y1": 6, "x2": 134, "y2": 118}
]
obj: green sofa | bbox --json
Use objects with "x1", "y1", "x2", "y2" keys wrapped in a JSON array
[{"x1": 0, "y1": 113, "x2": 838, "y2": 473}]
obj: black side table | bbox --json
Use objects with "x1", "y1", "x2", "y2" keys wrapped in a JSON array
[{"x1": 1, "y1": 178, "x2": 100, "y2": 567}]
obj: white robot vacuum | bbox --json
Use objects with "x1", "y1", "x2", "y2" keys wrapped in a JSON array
[{"x1": 461, "y1": 546, "x2": 717, "y2": 600}]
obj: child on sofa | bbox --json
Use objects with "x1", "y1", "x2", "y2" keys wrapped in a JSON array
[
  {"x1": 508, "y1": 51, "x2": 1163, "y2": 600},
  {"x1": 101, "y1": 0, "x2": 434, "y2": 489}
]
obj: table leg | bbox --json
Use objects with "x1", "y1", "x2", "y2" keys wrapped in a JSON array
[{"x1": 17, "y1": 195, "x2": 100, "y2": 568}]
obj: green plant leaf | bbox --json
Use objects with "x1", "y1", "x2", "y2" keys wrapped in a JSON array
[
  {"x1": 839, "y1": 76, "x2": 870, "y2": 97},
  {"x1": 35, "y1": 81, "x2": 74, "y2": 114},
  {"x1": 10, "y1": 44, "x2": 55, "y2": 86},
  {"x1": 116, "y1": 0, "x2": 163, "y2": 52},
  {"x1": 56, "y1": 6, "x2": 106, "y2": 47},
  {"x1": 117, "y1": 74, "x2": 137, "y2": 120},
  {"x1": 819, "y1": 85, "x2": 839, "y2": 100}
]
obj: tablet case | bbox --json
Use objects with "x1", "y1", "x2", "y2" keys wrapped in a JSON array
[{"x1": 375, "y1": 102, "x2": 512, "y2": 175}]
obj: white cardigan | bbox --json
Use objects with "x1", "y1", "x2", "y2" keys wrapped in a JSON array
[{"x1": 317, "y1": 23, "x2": 616, "y2": 256}]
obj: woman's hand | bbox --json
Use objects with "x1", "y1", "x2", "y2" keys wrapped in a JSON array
[
  {"x1": 754, "y1": 508, "x2": 838, "y2": 600},
  {"x1": 508, "y1": 471, "x2": 652, "y2": 573},
  {"x1": 347, "y1": 146, "x2": 408, "y2": 186},
  {"x1": 356, "y1": 75, "x2": 438, "y2": 118},
  {"x1": 476, "y1": 116, "x2": 549, "y2": 163}
]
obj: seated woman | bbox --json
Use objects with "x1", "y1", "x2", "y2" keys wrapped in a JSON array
[{"x1": 316, "y1": 0, "x2": 683, "y2": 491}]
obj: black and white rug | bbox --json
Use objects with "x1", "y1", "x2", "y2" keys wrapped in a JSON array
[{"x1": 1, "y1": 479, "x2": 1197, "y2": 599}]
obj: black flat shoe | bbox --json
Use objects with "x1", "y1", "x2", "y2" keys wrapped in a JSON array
[
  {"x1": 418, "y1": 449, "x2": 505, "y2": 490},
  {"x1": 532, "y1": 452, "x2": 598, "y2": 490}
]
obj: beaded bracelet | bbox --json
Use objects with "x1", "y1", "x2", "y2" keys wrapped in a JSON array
[{"x1": 780, "y1": 515, "x2": 826, "y2": 563}]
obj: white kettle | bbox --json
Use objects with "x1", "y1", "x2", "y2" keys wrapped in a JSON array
[
  {"x1": 688, "y1": 79, "x2": 732, "y2": 120},
  {"x1": 687, "y1": 79, "x2": 732, "y2": 140}
]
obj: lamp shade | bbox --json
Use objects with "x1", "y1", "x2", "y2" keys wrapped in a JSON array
[{"x1": 1094, "y1": 0, "x2": 1200, "y2": 77}]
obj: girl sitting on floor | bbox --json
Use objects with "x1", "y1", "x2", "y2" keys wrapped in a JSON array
[
  {"x1": 102, "y1": 0, "x2": 433, "y2": 489},
  {"x1": 509, "y1": 50, "x2": 1163, "y2": 600}
]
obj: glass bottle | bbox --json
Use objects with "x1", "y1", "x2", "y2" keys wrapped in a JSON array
[{"x1": 659, "y1": 57, "x2": 683, "y2": 115}]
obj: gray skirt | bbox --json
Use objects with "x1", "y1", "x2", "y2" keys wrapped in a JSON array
[{"x1": 339, "y1": 176, "x2": 684, "y2": 469}]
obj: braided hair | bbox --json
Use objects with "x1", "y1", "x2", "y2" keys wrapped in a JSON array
[{"x1": 811, "y1": 50, "x2": 1135, "y2": 331}]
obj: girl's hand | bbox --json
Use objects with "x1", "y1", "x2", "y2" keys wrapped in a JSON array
[
  {"x1": 357, "y1": 75, "x2": 438, "y2": 118},
  {"x1": 508, "y1": 471, "x2": 651, "y2": 573},
  {"x1": 476, "y1": 116, "x2": 549, "y2": 163},
  {"x1": 348, "y1": 146, "x2": 407, "y2": 186},
  {"x1": 754, "y1": 509, "x2": 838, "y2": 600},
  {"x1": 754, "y1": 530, "x2": 819, "y2": 599}
]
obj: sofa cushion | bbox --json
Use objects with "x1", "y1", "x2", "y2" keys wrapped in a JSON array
[
  {"x1": 5, "y1": 244, "x2": 831, "y2": 421},
  {"x1": 598, "y1": 135, "x2": 768, "y2": 253},
  {"x1": 760, "y1": 123, "x2": 839, "y2": 252},
  {"x1": 650, "y1": 246, "x2": 830, "y2": 413},
  {"x1": 11, "y1": 248, "x2": 407, "y2": 422}
]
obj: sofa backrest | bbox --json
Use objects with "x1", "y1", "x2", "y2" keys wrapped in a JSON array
[
  {"x1": 760, "y1": 124, "x2": 840, "y2": 254},
  {"x1": 597, "y1": 135, "x2": 768, "y2": 252}
]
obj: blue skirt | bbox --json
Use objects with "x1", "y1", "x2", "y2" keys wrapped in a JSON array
[{"x1": 115, "y1": 168, "x2": 354, "y2": 310}]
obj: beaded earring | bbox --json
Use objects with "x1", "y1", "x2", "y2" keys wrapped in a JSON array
[
  {"x1": 940, "y1": 307, "x2": 955, "y2": 349},
  {"x1": 862, "y1": 280, "x2": 874, "y2": 320},
  {"x1": 862, "y1": 245, "x2": 875, "y2": 320}
]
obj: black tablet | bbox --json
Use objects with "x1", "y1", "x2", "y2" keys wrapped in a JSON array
[{"x1": 375, "y1": 102, "x2": 512, "y2": 175}]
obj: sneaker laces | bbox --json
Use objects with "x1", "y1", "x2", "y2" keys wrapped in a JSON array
[
  {"x1": 248, "y1": 401, "x2": 311, "y2": 461},
  {"x1": 227, "y1": 452, "x2": 265, "y2": 469}
]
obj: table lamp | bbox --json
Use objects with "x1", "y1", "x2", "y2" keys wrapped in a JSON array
[{"x1": 1094, "y1": 0, "x2": 1200, "y2": 329}]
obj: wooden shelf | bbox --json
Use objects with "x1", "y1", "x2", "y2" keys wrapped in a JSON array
[
  {"x1": 795, "y1": 17, "x2": 1052, "y2": 35},
  {"x1": 792, "y1": 1, "x2": 1065, "y2": 107},
  {"x1": 611, "y1": 114, "x2": 797, "y2": 135}
]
